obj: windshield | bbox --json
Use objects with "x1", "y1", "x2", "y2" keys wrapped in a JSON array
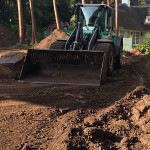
[{"x1": 80, "y1": 6, "x2": 105, "y2": 26}]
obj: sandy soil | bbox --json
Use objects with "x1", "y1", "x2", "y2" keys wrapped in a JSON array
[
  {"x1": 33, "y1": 29, "x2": 69, "y2": 49},
  {"x1": 0, "y1": 48, "x2": 149, "y2": 150}
]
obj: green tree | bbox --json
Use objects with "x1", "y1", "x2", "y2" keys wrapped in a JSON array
[
  {"x1": 0, "y1": 0, "x2": 18, "y2": 32},
  {"x1": 57, "y1": 0, "x2": 70, "y2": 23},
  {"x1": 140, "y1": 0, "x2": 150, "y2": 6}
]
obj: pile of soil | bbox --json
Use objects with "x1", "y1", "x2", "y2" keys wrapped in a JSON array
[
  {"x1": 130, "y1": 48, "x2": 143, "y2": 55},
  {"x1": 66, "y1": 86, "x2": 150, "y2": 150},
  {"x1": 33, "y1": 29, "x2": 69, "y2": 49},
  {"x1": 0, "y1": 24, "x2": 18, "y2": 47},
  {"x1": 136, "y1": 53, "x2": 150, "y2": 87},
  {"x1": 0, "y1": 86, "x2": 149, "y2": 149}
]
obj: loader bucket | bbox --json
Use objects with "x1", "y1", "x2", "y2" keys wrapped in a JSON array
[{"x1": 19, "y1": 49, "x2": 106, "y2": 86}]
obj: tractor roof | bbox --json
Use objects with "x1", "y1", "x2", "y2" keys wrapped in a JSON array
[{"x1": 75, "y1": 4, "x2": 112, "y2": 9}]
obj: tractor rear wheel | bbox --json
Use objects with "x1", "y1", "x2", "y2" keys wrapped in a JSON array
[
  {"x1": 49, "y1": 41, "x2": 66, "y2": 50},
  {"x1": 96, "y1": 43, "x2": 114, "y2": 76}
]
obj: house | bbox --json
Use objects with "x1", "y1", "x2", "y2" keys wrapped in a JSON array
[{"x1": 113, "y1": 0, "x2": 150, "y2": 50}]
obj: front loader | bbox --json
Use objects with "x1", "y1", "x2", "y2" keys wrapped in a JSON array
[{"x1": 19, "y1": 4, "x2": 123, "y2": 86}]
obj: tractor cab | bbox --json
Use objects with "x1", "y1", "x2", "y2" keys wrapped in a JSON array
[{"x1": 75, "y1": 4, "x2": 112, "y2": 33}]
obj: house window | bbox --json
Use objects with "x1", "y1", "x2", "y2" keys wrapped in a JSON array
[
  {"x1": 132, "y1": 32, "x2": 139, "y2": 45},
  {"x1": 145, "y1": 16, "x2": 150, "y2": 23},
  {"x1": 119, "y1": 31, "x2": 130, "y2": 38},
  {"x1": 120, "y1": 31, "x2": 124, "y2": 37},
  {"x1": 125, "y1": 31, "x2": 130, "y2": 38}
]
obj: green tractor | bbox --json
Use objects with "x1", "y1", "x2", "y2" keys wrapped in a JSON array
[{"x1": 19, "y1": 4, "x2": 123, "y2": 86}]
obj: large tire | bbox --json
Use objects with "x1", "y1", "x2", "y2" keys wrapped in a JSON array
[
  {"x1": 115, "y1": 44, "x2": 123, "y2": 69},
  {"x1": 96, "y1": 43, "x2": 114, "y2": 76},
  {"x1": 49, "y1": 41, "x2": 66, "y2": 50}
]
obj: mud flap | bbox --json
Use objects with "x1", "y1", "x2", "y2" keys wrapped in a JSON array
[{"x1": 19, "y1": 49, "x2": 106, "y2": 86}]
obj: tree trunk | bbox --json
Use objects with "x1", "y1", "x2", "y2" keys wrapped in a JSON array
[
  {"x1": 107, "y1": 0, "x2": 118, "y2": 36},
  {"x1": 107, "y1": 0, "x2": 114, "y2": 6},
  {"x1": 115, "y1": 0, "x2": 118, "y2": 36},
  {"x1": 17, "y1": 0, "x2": 25, "y2": 44},
  {"x1": 53, "y1": 0, "x2": 60, "y2": 29},
  {"x1": 82, "y1": 0, "x2": 85, "y2": 4},
  {"x1": 29, "y1": 0, "x2": 38, "y2": 45},
  {"x1": 107, "y1": 0, "x2": 110, "y2": 5}
]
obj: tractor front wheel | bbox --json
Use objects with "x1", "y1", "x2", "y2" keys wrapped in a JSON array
[
  {"x1": 96, "y1": 43, "x2": 114, "y2": 76},
  {"x1": 49, "y1": 41, "x2": 66, "y2": 50},
  {"x1": 115, "y1": 44, "x2": 123, "y2": 69}
]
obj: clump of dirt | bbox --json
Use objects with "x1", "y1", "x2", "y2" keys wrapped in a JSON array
[
  {"x1": 130, "y1": 48, "x2": 143, "y2": 55},
  {"x1": 0, "y1": 24, "x2": 18, "y2": 47},
  {"x1": 33, "y1": 29, "x2": 69, "y2": 49}
]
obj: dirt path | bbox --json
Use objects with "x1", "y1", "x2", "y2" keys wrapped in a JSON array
[{"x1": 0, "y1": 50, "x2": 149, "y2": 149}]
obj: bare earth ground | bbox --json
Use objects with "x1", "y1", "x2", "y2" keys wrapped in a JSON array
[{"x1": 0, "y1": 49, "x2": 149, "y2": 150}]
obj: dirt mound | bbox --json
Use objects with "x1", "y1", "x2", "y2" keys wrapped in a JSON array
[
  {"x1": 135, "y1": 53, "x2": 150, "y2": 87},
  {"x1": 138, "y1": 53, "x2": 150, "y2": 71},
  {"x1": 130, "y1": 48, "x2": 143, "y2": 55},
  {"x1": 66, "y1": 87, "x2": 150, "y2": 150},
  {"x1": 33, "y1": 29, "x2": 69, "y2": 49},
  {"x1": 0, "y1": 24, "x2": 18, "y2": 47},
  {"x1": 0, "y1": 85, "x2": 149, "y2": 149}
]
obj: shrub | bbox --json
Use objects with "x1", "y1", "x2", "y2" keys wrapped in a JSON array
[
  {"x1": 136, "y1": 33, "x2": 150, "y2": 54},
  {"x1": 13, "y1": 43, "x2": 28, "y2": 48}
]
